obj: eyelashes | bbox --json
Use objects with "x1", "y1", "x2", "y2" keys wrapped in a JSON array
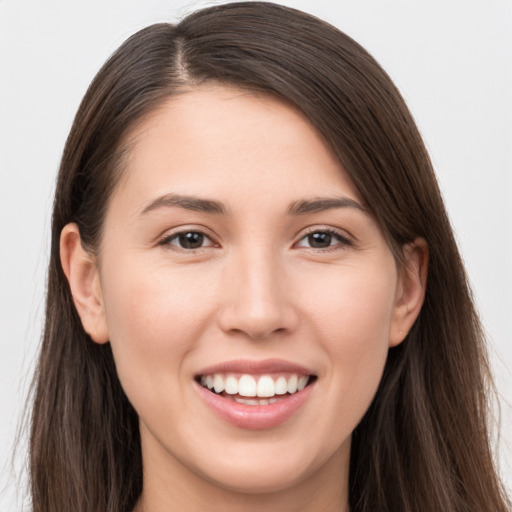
[
  {"x1": 158, "y1": 227, "x2": 352, "y2": 253},
  {"x1": 162, "y1": 231, "x2": 216, "y2": 250},
  {"x1": 295, "y1": 229, "x2": 352, "y2": 251}
]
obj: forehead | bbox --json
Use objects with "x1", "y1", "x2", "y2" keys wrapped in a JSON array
[{"x1": 111, "y1": 84, "x2": 362, "y2": 214}]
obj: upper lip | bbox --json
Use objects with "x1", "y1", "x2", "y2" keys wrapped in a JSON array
[{"x1": 195, "y1": 358, "x2": 316, "y2": 377}]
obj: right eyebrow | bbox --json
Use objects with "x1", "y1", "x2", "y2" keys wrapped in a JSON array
[{"x1": 140, "y1": 193, "x2": 227, "y2": 216}]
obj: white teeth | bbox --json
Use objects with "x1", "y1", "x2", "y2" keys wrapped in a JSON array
[
  {"x1": 225, "y1": 375, "x2": 238, "y2": 395},
  {"x1": 232, "y1": 397, "x2": 284, "y2": 406},
  {"x1": 256, "y1": 375, "x2": 275, "y2": 397},
  {"x1": 239, "y1": 375, "x2": 257, "y2": 397},
  {"x1": 297, "y1": 375, "x2": 308, "y2": 391},
  {"x1": 213, "y1": 374, "x2": 224, "y2": 393},
  {"x1": 234, "y1": 397, "x2": 259, "y2": 405},
  {"x1": 275, "y1": 376, "x2": 288, "y2": 395},
  {"x1": 200, "y1": 373, "x2": 312, "y2": 398},
  {"x1": 287, "y1": 375, "x2": 298, "y2": 394}
]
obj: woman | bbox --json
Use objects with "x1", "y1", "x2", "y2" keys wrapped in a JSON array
[{"x1": 29, "y1": 2, "x2": 510, "y2": 511}]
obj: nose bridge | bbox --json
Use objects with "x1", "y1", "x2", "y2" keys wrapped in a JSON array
[{"x1": 219, "y1": 242, "x2": 296, "y2": 339}]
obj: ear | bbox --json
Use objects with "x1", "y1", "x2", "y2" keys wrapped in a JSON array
[
  {"x1": 389, "y1": 238, "x2": 429, "y2": 347},
  {"x1": 60, "y1": 223, "x2": 109, "y2": 344}
]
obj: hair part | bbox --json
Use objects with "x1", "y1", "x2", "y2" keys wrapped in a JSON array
[{"x1": 29, "y1": 3, "x2": 510, "y2": 511}]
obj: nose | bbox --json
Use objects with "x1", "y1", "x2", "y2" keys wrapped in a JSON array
[{"x1": 217, "y1": 247, "x2": 299, "y2": 341}]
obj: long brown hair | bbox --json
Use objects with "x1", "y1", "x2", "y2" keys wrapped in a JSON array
[{"x1": 29, "y1": 2, "x2": 510, "y2": 511}]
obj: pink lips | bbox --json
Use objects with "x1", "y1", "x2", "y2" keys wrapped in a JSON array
[
  {"x1": 197, "y1": 358, "x2": 315, "y2": 377},
  {"x1": 194, "y1": 358, "x2": 316, "y2": 430}
]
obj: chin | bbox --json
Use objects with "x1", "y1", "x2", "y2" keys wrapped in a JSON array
[{"x1": 198, "y1": 456, "x2": 317, "y2": 495}]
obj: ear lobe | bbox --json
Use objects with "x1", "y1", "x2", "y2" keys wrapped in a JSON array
[
  {"x1": 60, "y1": 223, "x2": 109, "y2": 344},
  {"x1": 389, "y1": 238, "x2": 429, "y2": 347}
]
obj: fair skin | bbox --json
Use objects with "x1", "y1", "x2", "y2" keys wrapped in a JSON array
[{"x1": 60, "y1": 85, "x2": 427, "y2": 512}]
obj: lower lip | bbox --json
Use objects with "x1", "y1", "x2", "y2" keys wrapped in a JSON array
[{"x1": 194, "y1": 380, "x2": 315, "y2": 430}]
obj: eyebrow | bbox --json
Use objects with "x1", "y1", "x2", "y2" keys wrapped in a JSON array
[
  {"x1": 287, "y1": 197, "x2": 367, "y2": 215},
  {"x1": 141, "y1": 193, "x2": 226, "y2": 215},
  {"x1": 140, "y1": 193, "x2": 367, "y2": 217}
]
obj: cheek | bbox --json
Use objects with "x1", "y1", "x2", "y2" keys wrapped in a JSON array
[
  {"x1": 103, "y1": 257, "x2": 215, "y2": 335},
  {"x1": 332, "y1": 270, "x2": 395, "y2": 370},
  {"x1": 302, "y1": 261, "x2": 397, "y2": 347},
  {"x1": 300, "y1": 264, "x2": 396, "y2": 425},
  {"x1": 99, "y1": 260, "x2": 216, "y2": 401}
]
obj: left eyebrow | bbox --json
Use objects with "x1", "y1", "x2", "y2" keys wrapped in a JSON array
[{"x1": 287, "y1": 197, "x2": 367, "y2": 216}]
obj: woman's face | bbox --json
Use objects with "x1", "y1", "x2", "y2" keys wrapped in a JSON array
[{"x1": 76, "y1": 85, "x2": 423, "y2": 500}]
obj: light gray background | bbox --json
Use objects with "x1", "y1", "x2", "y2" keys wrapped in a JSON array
[{"x1": 1, "y1": 0, "x2": 511, "y2": 509}]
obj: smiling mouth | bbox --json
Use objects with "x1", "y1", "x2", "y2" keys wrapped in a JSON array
[{"x1": 196, "y1": 373, "x2": 317, "y2": 406}]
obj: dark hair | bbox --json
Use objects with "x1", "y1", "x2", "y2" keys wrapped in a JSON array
[{"x1": 29, "y1": 2, "x2": 510, "y2": 511}]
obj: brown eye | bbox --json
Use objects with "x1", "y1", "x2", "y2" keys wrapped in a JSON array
[
  {"x1": 308, "y1": 232, "x2": 333, "y2": 248},
  {"x1": 296, "y1": 230, "x2": 351, "y2": 250},
  {"x1": 164, "y1": 231, "x2": 214, "y2": 250}
]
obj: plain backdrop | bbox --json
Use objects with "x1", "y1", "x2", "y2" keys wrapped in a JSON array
[{"x1": 1, "y1": 0, "x2": 511, "y2": 509}]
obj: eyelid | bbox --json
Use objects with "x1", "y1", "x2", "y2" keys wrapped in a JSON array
[
  {"x1": 293, "y1": 226, "x2": 353, "y2": 250},
  {"x1": 155, "y1": 224, "x2": 353, "y2": 251},
  {"x1": 157, "y1": 225, "x2": 219, "y2": 250}
]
